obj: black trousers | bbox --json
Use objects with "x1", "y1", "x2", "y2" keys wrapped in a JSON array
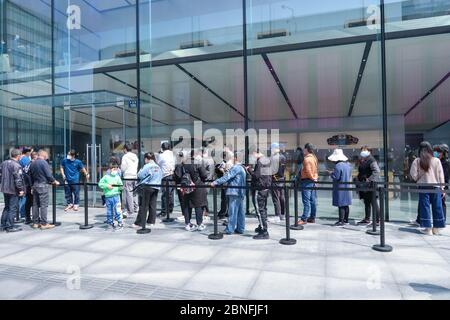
[
  {"x1": 184, "y1": 206, "x2": 203, "y2": 226},
  {"x1": 135, "y1": 186, "x2": 159, "y2": 226},
  {"x1": 218, "y1": 189, "x2": 228, "y2": 218},
  {"x1": 25, "y1": 186, "x2": 33, "y2": 222},
  {"x1": 271, "y1": 182, "x2": 285, "y2": 217},
  {"x1": 256, "y1": 189, "x2": 269, "y2": 231},
  {"x1": 362, "y1": 192, "x2": 380, "y2": 222},
  {"x1": 338, "y1": 206, "x2": 350, "y2": 223},
  {"x1": 160, "y1": 175, "x2": 174, "y2": 214}
]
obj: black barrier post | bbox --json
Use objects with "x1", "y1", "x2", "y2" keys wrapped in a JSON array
[
  {"x1": 280, "y1": 184, "x2": 297, "y2": 245},
  {"x1": 373, "y1": 186, "x2": 393, "y2": 252},
  {"x1": 162, "y1": 179, "x2": 175, "y2": 223},
  {"x1": 208, "y1": 187, "x2": 223, "y2": 240},
  {"x1": 80, "y1": 181, "x2": 93, "y2": 230},
  {"x1": 290, "y1": 180, "x2": 304, "y2": 231},
  {"x1": 52, "y1": 184, "x2": 61, "y2": 226},
  {"x1": 366, "y1": 182, "x2": 380, "y2": 236}
]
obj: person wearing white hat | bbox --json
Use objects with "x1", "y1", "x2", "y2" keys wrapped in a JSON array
[
  {"x1": 269, "y1": 142, "x2": 287, "y2": 223},
  {"x1": 328, "y1": 149, "x2": 353, "y2": 226}
]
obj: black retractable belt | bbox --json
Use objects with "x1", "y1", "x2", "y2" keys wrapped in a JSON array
[
  {"x1": 80, "y1": 180, "x2": 93, "y2": 230},
  {"x1": 208, "y1": 187, "x2": 223, "y2": 240},
  {"x1": 280, "y1": 184, "x2": 297, "y2": 245},
  {"x1": 291, "y1": 180, "x2": 304, "y2": 231},
  {"x1": 373, "y1": 185, "x2": 393, "y2": 252}
]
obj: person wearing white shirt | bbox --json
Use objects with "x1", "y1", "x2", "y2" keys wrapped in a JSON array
[
  {"x1": 121, "y1": 144, "x2": 139, "y2": 217},
  {"x1": 157, "y1": 142, "x2": 176, "y2": 216}
]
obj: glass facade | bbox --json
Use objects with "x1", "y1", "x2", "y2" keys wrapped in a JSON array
[{"x1": 0, "y1": 0, "x2": 449, "y2": 219}]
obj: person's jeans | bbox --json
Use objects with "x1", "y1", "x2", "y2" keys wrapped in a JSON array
[
  {"x1": 123, "y1": 180, "x2": 139, "y2": 215},
  {"x1": 300, "y1": 180, "x2": 317, "y2": 221},
  {"x1": 32, "y1": 184, "x2": 49, "y2": 225},
  {"x1": 418, "y1": 187, "x2": 445, "y2": 229},
  {"x1": 161, "y1": 175, "x2": 174, "y2": 214},
  {"x1": 18, "y1": 195, "x2": 26, "y2": 219},
  {"x1": 105, "y1": 195, "x2": 123, "y2": 226},
  {"x1": 64, "y1": 182, "x2": 80, "y2": 205},
  {"x1": 135, "y1": 186, "x2": 158, "y2": 226},
  {"x1": 225, "y1": 195, "x2": 245, "y2": 234},
  {"x1": 1, "y1": 193, "x2": 19, "y2": 230}
]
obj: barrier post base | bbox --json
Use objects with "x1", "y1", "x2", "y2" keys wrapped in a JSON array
[
  {"x1": 290, "y1": 225, "x2": 304, "y2": 231},
  {"x1": 208, "y1": 233, "x2": 223, "y2": 240},
  {"x1": 162, "y1": 218, "x2": 175, "y2": 223},
  {"x1": 79, "y1": 225, "x2": 94, "y2": 230},
  {"x1": 137, "y1": 228, "x2": 151, "y2": 234},
  {"x1": 372, "y1": 244, "x2": 393, "y2": 252},
  {"x1": 279, "y1": 238, "x2": 297, "y2": 245},
  {"x1": 366, "y1": 230, "x2": 380, "y2": 236}
]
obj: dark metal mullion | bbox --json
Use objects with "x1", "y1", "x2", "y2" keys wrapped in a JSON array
[
  {"x1": 51, "y1": 0, "x2": 56, "y2": 173},
  {"x1": 243, "y1": 0, "x2": 250, "y2": 215},
  {"x1": 348, "y1": 41, "x2": 372, "y2": 117},
  {"x1": 136, "y1": 0, "x2": 142, "y2": 164},
  {"x1": 2, "y1": 0, "x2": 7, "y2": 54},
  {"x1": 261, "y1": 53, "x2": 298, "y2": 119},
  {"x1": 175, "y1": 64, "x2": 246, "y2": 119},
  {"x1": 429, "y1": 119, "x2": 450, "y2": 132},
  {"x1": 71, "y1": 108, "x2": 131, "y2": 128},
  {"x1": 404, "y1": 71, "x2": 450, "y2": 117},
  {"x1": 103, "y1": 72, "x2": 207, "y2": 123}
]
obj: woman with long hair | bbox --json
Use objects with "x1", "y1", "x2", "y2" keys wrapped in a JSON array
[{"x1": 410, "y1": 141, "x2": 446, "y2": 235}]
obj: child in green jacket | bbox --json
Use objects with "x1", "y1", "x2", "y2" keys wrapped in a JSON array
[{"x1": 98, "y1": 163, "x2": 124, "y2": 230}]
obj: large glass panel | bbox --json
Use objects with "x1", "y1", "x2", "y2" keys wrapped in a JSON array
[
  {"x1": 385, "y1": 0, "x2": 450, "y2": 222},
  {"x1": 247, "y1": 0, "x2": 384, "y2": 221}
]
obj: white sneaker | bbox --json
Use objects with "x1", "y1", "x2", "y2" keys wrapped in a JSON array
[
  {"x1": 203, "y1": 216, "x2": 210, "y2": 222},
  {"x1": 420, "y1": 228, "x2": 433, "y2": 236},
  {"x1": 197, "y1": 224, "x2": 206, "y2": 231},
  {"x1": 432, "y1": 228, "x2": 442, "y2": 236},
  {"x1": 409, "y1": 220, "x2": 420, "y2": 227},
  {"x1": 177, "y1": 216, "x2": 185, "y2": 222},
  {"x1": 268, "y1": 216, "x2": 281, "y2": 223},
  {"x1": 185, "y1": 224, "x2": 193, "y2": 231},
  {"x1": 190, "y1": 224, "x2": 198, "y2": 232}
]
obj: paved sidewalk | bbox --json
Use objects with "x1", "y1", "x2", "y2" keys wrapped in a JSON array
[{"x1": 0, "y1": 207, "x2": 450, "y2": 300}]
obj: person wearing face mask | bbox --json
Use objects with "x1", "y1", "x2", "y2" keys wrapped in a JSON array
[
  {"x1": 356, "y1": 146, "x2": 381, "y2": 225},
  {"x1": 98, "y1": 163, "x2": 124, "y2": 230},
  {"x1": 433, "y1": 144, "x2": 449, "y2": 219},
  {"x1": 60, "y1": 150, "x2": 89, "y2": 212}
]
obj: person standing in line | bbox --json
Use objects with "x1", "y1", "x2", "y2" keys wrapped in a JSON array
[
  {"x1": 216, "y1": 149, "x2": 234, "y2": 220},
  {"x1": 298, "y1": 143, "x2": 319, "y2": 225},
  {"x1": 356, "y1": 146, "x2": 381, "y2": 226},
  {"x1": 21, "y1": 150, "x2": 37, "y2": 224},
  {"x1": 0, "y1": 149, "x2": 25, "y2": 232},
  {"x1": 211, "y1": 152, "x2": 247, "y2": 235},
  {"x1": 98, "y1": 163, "x2": 124, "y2": 230},
  {"x1": 157, "y1": 142, "x2": 175, "y2": 217},
  {"x1": 328, "y1": 149, "x2": 353, "y2": 226},
  {"x1": 411, "y1": 141, "x2": 446, "y2": 235},
  {"x1": 434, "y1": 144, "x2": 449, "y2": 219},
  {"x1": 269, "y1": 143, "x2": 287, "y2": 223},
  {"x1": 201, "y1": 148, "x2": 215, "y2": 217},
  {"x1": 29, "y1": 150, "x2": 60, "y2": 230},
  {"x1": 246, "y1": 147, "x2": 272, "y2": 239},
  {"x1": 60, "y1": 150, "x2": 89, "y2": 212},
  {"x1": 133, "y1": 152, "x2": 163, "y2": 228},
  {"x1": 121, "y1": 144, "x2": 139, "y2": 218},
  {"x1": 18, "y1": 147, "x2": 33, "y2": 222}
]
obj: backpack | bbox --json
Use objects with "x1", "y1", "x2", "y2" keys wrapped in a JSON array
[{"x1": 179, "y1": 165, "x2": 195, "y2": 195}]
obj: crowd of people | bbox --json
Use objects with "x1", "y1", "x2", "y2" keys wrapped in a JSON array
[{"x1": 0, "y1": 141, "x2": 448, "y2": 238}]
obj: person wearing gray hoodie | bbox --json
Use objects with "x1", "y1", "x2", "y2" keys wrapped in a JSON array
[{"x1": 121, "y1": 144, "x2": 139, "y2": 218}]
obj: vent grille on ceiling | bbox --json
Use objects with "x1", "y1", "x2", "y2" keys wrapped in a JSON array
[
  {"x1": 179, "y1": 40, "x2": 212, "y2": 50},
  {"x1": 257, "y1": 29, "x2": 289, "y2": 40}
]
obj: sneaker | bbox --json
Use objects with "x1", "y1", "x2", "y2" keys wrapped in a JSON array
[
  {"x1": 40, "y1": 224, "x2": 55, "y2": 230},
  {"x1": 176, "y1": 216, "x2": 185, "y2": 222},
  {"x1": 146, "y1": 224, "x2": 155, "y2": 228},
  {"x1": 297, "y1": 220, "x2": 307, "y2": 226},
  {"x1": 73, "y1": 205, "x2": 79, "y2": 211},
  {"x1": 253, "y1": 231, "x2": 269, "y2": 240},
  {"x1": 197, "y1": 224, "x2": 206, "y2": 231},
  {"x1": 409, "y1": 220, "x2": 420, "y2": 227},
  {"x1": 254, "y1": 225, "x2": 263, "y2": 233},
  {"x1": 190, "y1": 224, "x2": 198, "y2": 232},
  {"x1": 306, "y1": 218, "x2": 316, "y2": 223},
  {"x1": 432, "y1": 228, "x2": 442, "y2": 236},
  {"x1": 64, "y1": 204, "x2": 73, "y2": 211},
  {"x1": 357, "y1": 219, "x2": 370, "y2": 225},
  {"x1": 222, "y1": 220, "x2": 228, "y2": 226},
  {"x1": 268, "y1": 216, "x2": 281, "y2": 223},
  {"x1": 185, "y1": 224, "x2": 193, "y2": 231},
  {"x1": 31, "y1": 224, "x2": 40, "y2": 229},
  {"x1": 5, "y1": 227, "x2": 22, "y2": 233},
  {"x1": 24, "y1": 220, "x2": 32, "y2": 225},
  {"x1": 420, "y1": 228, "x2": 433, "y2": 236},
  {"x1": 203, "y1": 216, "x2": 210, "y2": 222},
  {"x1": 334, "y1": 221, "x2": 345, "y2": 227},
  {"x1": 114, "y1": 224, "x2": 124, "y2": 231},
  {"x1": 234, "y1": 229, "x2": 244, "y2": 235}
]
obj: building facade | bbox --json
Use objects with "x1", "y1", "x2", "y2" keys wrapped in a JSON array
[{"x1": 0, "y1": 0, "x2": 449, "y2": 219}]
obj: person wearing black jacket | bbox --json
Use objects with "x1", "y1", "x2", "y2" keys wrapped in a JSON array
[
  {"x1": 246, "y1": 149, "x2": 272, "y2": 239},
  {"x1": 0, "y1": 149, "x2": 25, "y2": 232},
  {"x1": 174, "y1": 150, "x2": 208, "y2": 232},
  {"x1": 29, "y1": 150, "x2": 60, "y2": 230}
]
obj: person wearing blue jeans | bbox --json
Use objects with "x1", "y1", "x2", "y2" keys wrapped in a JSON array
[
  {"x1": 300, "y1": 179, "x2": 317, "y2": 222},
  {"x1": 60, "y1": 150, "x2": 89, "y2": 212},
  {"x1": 418, "y1": 187, "x2": 446, "y2": 230},
  {"x1": 211, "y1": 151, "x2": 247, "y2": 235}
]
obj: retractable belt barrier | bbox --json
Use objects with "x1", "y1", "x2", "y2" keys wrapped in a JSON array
[{"x1": 45, "y1": 179, "x2": 449, "y2": 251}]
